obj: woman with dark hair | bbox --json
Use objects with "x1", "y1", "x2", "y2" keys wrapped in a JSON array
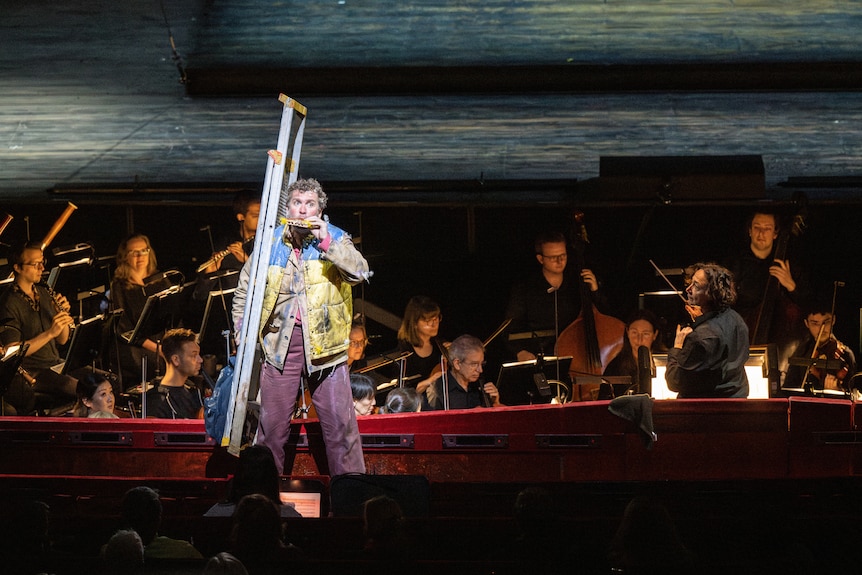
[
  {"x1": 73, "y1": 372, "x2": 118, "y2": 418},
  {"x1": 604, "y1": 309, "x2": 663, "y2": 393},
  {"x1": 666, "y1": 262, "x2": 750, "y2": 398},
  {"x1": 350, "y1": 373, "x2": 377, "y2": 416},
  {"x1": 381, "y1": 387, "x2": 421, "y2": 414},
  {"x1": 394, "y1": 296, "x2": 444, "y2": 394}
]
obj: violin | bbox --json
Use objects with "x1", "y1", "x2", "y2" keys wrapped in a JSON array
[
  {"x1": 554, "y1": 212, "x2": 625, "y2": 399},
  {"x1": 805, "y1": 338, "x2": 852, "y2": 392}
]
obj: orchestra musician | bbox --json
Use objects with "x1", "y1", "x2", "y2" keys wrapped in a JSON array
[
  {"x1": 666, "y1": 263, "x2": 750, "y2": 399},
  {"x1": 782, "y1": 303, "x2": 856, "y2": 395},
  {"x1": 392, "y1": 296, "x2": 445, "y2": 393},
  {"x1": 231, "y1": 177, "x2": 371, "y2": 475},
  {"x1": 0, "y1": 242, "x2": 77, "y2": 415},
  {"x1": 505, "y1": 230, "x2": 609, "y2": 362},
  {"x1": 192, "y1": 191, "x2": 260, "y2": 358},
  {"x1": 109, "y1": 234, "x2": 170, "y2": 387},
  {"x1": 423, "y1": 334, "x2": 502, "y2": 410},
  {"x1": 144, "y1": 328, "x2": 204, "y2": 419},
  {"x1": 725, "y1": 211, "x2": 811, "y2": 347},
  {"x1": 603, "y1": 309, "x2": 665, "y2": 393}
]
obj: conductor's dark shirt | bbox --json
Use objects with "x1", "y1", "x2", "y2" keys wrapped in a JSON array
[{"x1": 666, "y1": 308, "x2": 750, "y2": 398}]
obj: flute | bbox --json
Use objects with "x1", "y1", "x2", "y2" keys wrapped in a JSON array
[{"x1": 196, "y1": 235, "x2": 256, "y2": 273}]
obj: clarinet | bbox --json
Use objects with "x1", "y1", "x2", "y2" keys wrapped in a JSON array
[{"x1": 39, "y1": 283, "x2": 76, "y2": 330}]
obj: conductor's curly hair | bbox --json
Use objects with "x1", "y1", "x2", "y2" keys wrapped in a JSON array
[{"x1": 690, "y1": 262, "x2": 737, "y2": 310}]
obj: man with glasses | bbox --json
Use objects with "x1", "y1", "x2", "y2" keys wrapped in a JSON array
[
  {"x1": 505, "y1": 231, "x2": 607, "y2": 362},
  {"x1": 665, "y1": 262, "x2": 749, "y2": 398},
  {"x1": 0, "y1": 242, "x2": 77, "y2": 414},
  {"x1": 424, "y1": 334, "x2": 501, "y2": 410}
]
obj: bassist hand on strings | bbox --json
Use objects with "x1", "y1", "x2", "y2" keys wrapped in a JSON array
[{"x1": 768, "y1": 258, "x2": 796, "y2": 292}]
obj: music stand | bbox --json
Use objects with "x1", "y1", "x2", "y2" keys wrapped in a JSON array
[
  {"x1": 497, "y1": 355, "x2": 572, "y2": 406},
  {"x1": 784, "y1": 356, "x2": 848, "y2": 397},
  {"x1": 121, "y1": 285, "x2": 186, "y2": 347},
  {"x1": 52, "y1": 314, "x2": 105, "y2": 376},
  {"x1": 198, "y1": 286, "x2": 236, "y2": 358}
]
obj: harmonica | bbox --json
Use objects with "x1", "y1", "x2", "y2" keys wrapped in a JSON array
[{"x1": 286, "y1": 219, "x2": 318, "y2": 229}]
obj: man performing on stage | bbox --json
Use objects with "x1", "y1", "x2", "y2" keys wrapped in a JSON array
[
  {"x1": 666, "y1": 262, "x2": 750, "y2": 399},
  {"x1": 232, "y1": 178, "x2": 371, "y2": 475}
]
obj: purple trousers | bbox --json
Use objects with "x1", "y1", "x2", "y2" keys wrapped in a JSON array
[{"x1": 256, "y1": 324, "x2": 365, "y2": 476}]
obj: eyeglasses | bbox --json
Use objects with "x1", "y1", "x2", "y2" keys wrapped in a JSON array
[
  {"x1": 22, "y1": 259, "x2": 47, "y2": 268},
  {"x1": 541, "y1": 253, "x2": 567, "y2": 263},
  {"x1": 460, "y1": 360, "x2": 486, "y2": 370},
  {"x1": 129, "y1": 249, "x2": 151, "y2": 257},
  {"x1": 419, "y1": 315, "x2": 442, "y2": 325},
  {"x1": 348, "y1": 340, "x2": 368, "y2": 348}
]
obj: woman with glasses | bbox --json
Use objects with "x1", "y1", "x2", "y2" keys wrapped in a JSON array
[
  {"x1": 394, "y1": 295, "x2": 445, "y2": 395},
  {"x1": 109, "y1": 234, "x2": 169, "y2": 388}
]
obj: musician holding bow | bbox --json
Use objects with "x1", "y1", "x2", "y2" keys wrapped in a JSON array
[
  {"x1": 666, "y1": 263, "x2": 750, "y2": 399},
  {"x1": 0, "y1": 242, "x2": 77, "y2": 415},
  {"x1": 782, "y1": 303, "x2": 856, "y2": 395}
]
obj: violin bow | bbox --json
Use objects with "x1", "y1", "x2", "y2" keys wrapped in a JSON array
[{"x1": 648, "y1": 259, "x2": 688, "y2": 305}]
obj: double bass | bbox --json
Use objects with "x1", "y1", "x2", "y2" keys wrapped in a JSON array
[
  {"x1": 555, "y1": 212, "x2": 625, "y2": 401},
  {"x1": 749, "y1": 194, "x2": 807, "y2": 345}
]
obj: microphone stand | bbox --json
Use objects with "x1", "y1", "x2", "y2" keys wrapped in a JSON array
[{"x1": 547, "y1": 285, "x2": 562, "y2": 403}]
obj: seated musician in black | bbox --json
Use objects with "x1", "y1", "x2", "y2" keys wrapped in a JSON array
[
  {"x1": 603, "y1": 309, "x2": 665, "y2": 394},
  {"x1": 145, "y1": 328, "x2": 204, "y2": 419},
  {"x1": 423, "y1": 335, "x2": 502, "y2": 410},
  {"x1": 666, "y1": 263, "x2": 750, "y2": 399},
  {"x1": 110, "y1": 234, "x2": 171, "y2": 387},
  {"x1": 505, "y1": 230, "x2": 608, "y2": 362},
  {"x1": 0, "y1": 242, "x2": 77, "y2": 415},
  {"x1": 782, "y1": 303, "x2": 857, "y2": 395},
  {"x1": 391, "y1": 296, "x2": 445, "y2": 394},
  {"x1": 724, "y1": 211, "x2": 810, "y2": 347}
]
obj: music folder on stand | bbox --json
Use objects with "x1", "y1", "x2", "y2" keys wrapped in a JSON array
[
  {"x1": 497, "y1": 355, "x2": 573, "y2": 406},
  {"x1": 783, "y1": 356, "x2": 849, "y2": 396},
  {"x1": 120, "y1": 284, "x2": 185, "y2": 347}
]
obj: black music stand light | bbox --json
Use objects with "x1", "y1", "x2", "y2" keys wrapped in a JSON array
[{"x1": 497, "y1": 355, "x2": 572, "y2": 406}]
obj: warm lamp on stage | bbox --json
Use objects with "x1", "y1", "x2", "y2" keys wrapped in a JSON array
[{"x1": 650, "y1": 347, "x2": 775, "y2": 399}]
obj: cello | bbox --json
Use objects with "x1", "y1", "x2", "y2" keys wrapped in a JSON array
[{"x1": 554, "y1": 211, "x2": 625, "y2": 401}]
